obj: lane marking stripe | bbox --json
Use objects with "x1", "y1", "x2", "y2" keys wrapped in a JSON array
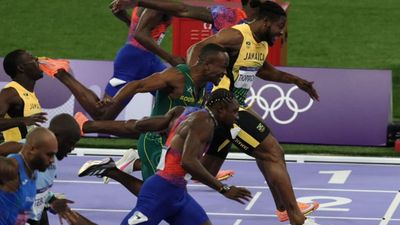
[
  {"x1": 380, "y1": 191, "x2": 400, "y2": 225},
  {"x1": 71, "y1": 208, "x2": 400, "y2": 221},
  {"x1": 54, "y1": 180, "x2": 398, "y2": 193},
  {"x1": 245, "y1": 192, "x2": 262, "y2": 211},
  {"x1": 233, "y1": 219, "x2": 242, "y2": 225}
]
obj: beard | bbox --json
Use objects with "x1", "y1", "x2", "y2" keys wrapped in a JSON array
[
  {"x1": 31, "y1": 156, "x2": 48, "y2": 172},
  {"x1": 265, "y1": 28, "x2": 276, "y2": 46}
]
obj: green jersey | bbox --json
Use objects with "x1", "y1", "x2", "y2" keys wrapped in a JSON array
[
  {"x1": 138, "y1": 64, "x2": 206, "y2": 180},
  {"x1": 150, "y1": 64, "x2": 206, "y2": 116}
]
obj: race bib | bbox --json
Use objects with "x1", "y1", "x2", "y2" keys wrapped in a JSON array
[
  {"x1": 234, "y1": 67, "x2": 258, "y2": 89},
  {"x1": 31, "y1": 189, "x2": 51, "y2": 220},
  {"x1": 156, "y1": 146, "x2": 169, "y2": 170}
]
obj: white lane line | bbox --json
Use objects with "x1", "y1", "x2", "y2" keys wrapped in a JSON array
[
  {"x1": 233, "y1": 219, "x2": 242, "y2": 225},
  {"x1": 56, "y1": 180, "x2": 116, "y2": 184},
  {"x1": 72, "y1": 208, "x2": 400, "y2": 221},
  {"x1": 73, "y1": 208, "x2": 130, "y2": 213},
  {"x1": 71, "y1": 150, "x2": 400, "y2": 165},
  {"x1": 54, "y1": 179, "x2": 398, "y2": 193},
  {"x1": 380, "y1": 191, "x2": 400, "y2": 225},
  {"x1": 71, "y1": 151, "x2": 400, "y2": 166},
  {"x1": 245, "y1": 192, "x2": 262, "y2": 211}
]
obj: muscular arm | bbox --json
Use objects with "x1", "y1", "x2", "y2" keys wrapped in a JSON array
[
  {"x1": 137, "y1": 0, "x2": 213, "y2": 23},
  {"x1": 113, "y1": 0, "x2": 213, "y2": 23},
  {"x1": 180, "y1": 113, "x2": 225, "y2": 192},
  {"x1": 256, "y1": 61, "x2": 320, "y2": 101},
  {"x1": 113, "y1": 68, "x2": 176, "y2": 103},
  {"x1": 134, "y1": 9, "x2": 181, "y2": 66},
  {"x1": 83, "y1": 120, "x2": 140, "y2": 138},
  {"x1": 0, "y1": 142, "x2": 23, "y2": 156},
  {"x1": 112, "y1": 8, "x2": 131, "y2": 27},
  {"x1": 187, "y1": 28, "x2": 242, "y2": 65},
  {"x1": 0, "y1": 88, "x2": 26, "y2": 131},
  {"x1": 134, "y1": 106, "x2": 184, "y2": 132},
  {"x1": 100, "y1": 67, "x2": 180, "y2": 119},
  {"x1": 256, "y1": 61, "x2": 299, "y2": 83},
  {"x1": 0, "y1": 88, "x2": 47, "y2": 130},
  {"x1": 187, "y1": 28, "x2": 319, "y2": 101},
  {"x1": 83, "y1": 106, "x2": 184, "y2": 137}
]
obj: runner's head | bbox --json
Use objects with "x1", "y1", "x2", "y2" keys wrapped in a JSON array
[
  {"x1": 206, "y1": 89, "x2": 239, "y2": 128},
  {"x1": 197, "y1": 43, "x2": 229, "y2": 85},
  {"x1": 49, "y1": 113, "x2": 81, "y2": 160},
  {"x1": 252, "y1": 1, "x2": 286, "y2": 46},
  {"x1": 23, "y1": 127, "x2": 58, "y2": 172},
  {"x1": 3, "y1": 49, "x2": 43, "y2": 81}
]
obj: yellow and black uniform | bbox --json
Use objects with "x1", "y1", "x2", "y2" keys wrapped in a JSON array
[
  {"x1": 209, "y1": 23, "x2": 270, "y2": 157},
  {"x1": 215, "y1": 23, "x2": 268, "y2": 105},
  {"x1": 2, "y1": 81, "x2": 42, "y2": 142},
  {"x1": 209, "y1": 109, "x2": 270, "y2": 157}
]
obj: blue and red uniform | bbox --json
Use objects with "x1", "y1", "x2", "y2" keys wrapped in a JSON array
[
  {"x1": 105, "y1": 7, "x2": 171, "y2": 103},
  {"x1": 121, "y1": 107, "x2": 210, "y2": 225}
]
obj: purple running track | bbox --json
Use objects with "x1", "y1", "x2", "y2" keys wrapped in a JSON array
[{"x1": 48, "y1": 156, "x2": 400, "y2": 225}]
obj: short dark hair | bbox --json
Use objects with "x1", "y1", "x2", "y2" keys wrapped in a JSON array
[
  {"x1": 242, "y1": 0, "x2": 262, "y2": 7},
  {"x1": 49, "y1": 113, "x2": 80, "y2": 139},
  {"x1": 256, "y1": 1, "x2": 287, "y2": 22},
  {"x1": 3, "y1": 49, "x2": 26, "y2": 79},
  {"x1": 206, "y1": 88, "x2": 235, "y2": 108},
  {"x1": 198, "y1": 43, "x2": 227, "y2": 63}
]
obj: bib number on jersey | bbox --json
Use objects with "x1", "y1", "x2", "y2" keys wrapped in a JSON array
[
  {"x1": 31, "y1": 189, "x2": 51, "y2": 220},
  {"x1": 156, "y1": 146, "x2": 169, "y2": 170},
  {"x1": 234, "y1": 67, "x2": 258, "y2": 89}
]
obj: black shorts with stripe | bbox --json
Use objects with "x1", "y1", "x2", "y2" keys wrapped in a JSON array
[{"x1": 206, "y1": 109, "x2": 270, "y2": 158}]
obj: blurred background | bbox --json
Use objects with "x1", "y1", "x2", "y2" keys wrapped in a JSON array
[{"x1": 1, "y1": 0, "x2": 399, "y2": 156}]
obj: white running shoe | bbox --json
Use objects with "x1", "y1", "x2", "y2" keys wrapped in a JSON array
[
  {"x1": 78, "y1": 158, "x2": 115, "y2": 177},
  {"x1": 103, "y1": 149, "x2": 139, "y2": 184},
  {"x1": 303, "y1": 218, "x2": 320, "y2": 225}
]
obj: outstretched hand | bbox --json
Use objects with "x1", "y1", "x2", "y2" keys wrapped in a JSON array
[
  {"x1": 109, "y1": 0, "x2": 136, "y2": 13},
  {"x1": 295, "y1": 79, "x2": 320, "y2": 101},
  {"x1": 23, "y1": 112, "x2": 48, "y2": 126},
  {"x1": 50, "y1": 198, "x2": 79, "y2": 225},
  {"x1": 223, "y1": 186, "x2": 252, "y2": 204}
]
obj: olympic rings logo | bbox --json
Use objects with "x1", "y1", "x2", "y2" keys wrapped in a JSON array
[{"x1": 245, "y1": 84, "x2": 314, "y2": 125}]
